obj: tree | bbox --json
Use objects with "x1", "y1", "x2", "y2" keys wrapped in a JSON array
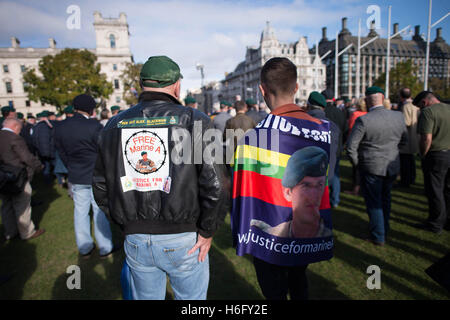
[
  {"x1": 23, "y1": 48, "x2": 113, "y2": 112},
  {"x1": 428, "y1": 77, "x2": 449, "y2": 101},
  {"x1": 373, "y1": 59, "x2": 423, "y2": 103},
  {"x1": 120, "y1": 62, "x2": 143, "y2": 106}
]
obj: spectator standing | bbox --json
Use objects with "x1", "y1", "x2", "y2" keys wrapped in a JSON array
[
  {"x1": 413, "y1": 91, "x2": 450, "y2": 233},
  {"x1": 0, "y1": 118, "x2": 45, "y2": 240},
  {"x1": 346, "y1": 86, "x2": 407, "y2": 246},
  {"x1": 345, "y1": 98, "x2": 367, "y2": 195},
  {"x1": 54, "y1": 94, "x2": 114, "y2": 258},
  {"x1": 31, "y1": 110, "x2": 55, "y2": 184},
  {"x1": 93, "y1": 56, "x2": 227, "y2": 300},
  {"x1": 245, "y1": 98, "x2": 266, "y2": 124},
  {"x1": 321, "y1": 89, "x2": 348, "y2": 208},
  {"x1": 399, "y1": 88, "x2": 420, "y2": 187},
  {"x1": 213, "y1": 101, "x2": 232, "y2": 134}
]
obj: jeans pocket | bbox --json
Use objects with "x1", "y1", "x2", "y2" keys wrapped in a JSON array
[
  {"x1": 163, "y1": 235, "x2": 198, "y2": 272},
  {"x1": 124, "y1": 238, "x2": 139, "y2": 261}
]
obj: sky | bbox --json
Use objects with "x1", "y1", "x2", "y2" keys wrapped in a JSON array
[{"x1": 0, "y1": 0, "x2": 449, "y2": 93}]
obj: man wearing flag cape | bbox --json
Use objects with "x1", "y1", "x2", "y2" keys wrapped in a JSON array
[{"x1": 231, "y1": 57, "x2": 333, "y2": 300}]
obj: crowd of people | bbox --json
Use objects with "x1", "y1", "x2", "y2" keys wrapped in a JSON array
[{"x1": 0, "y1": 54, "x2": 448, "y2": 299}]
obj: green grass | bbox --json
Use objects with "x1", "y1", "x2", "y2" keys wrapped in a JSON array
[{"x1": 0, "y1": 156, "x2": 449, "y2": 300}]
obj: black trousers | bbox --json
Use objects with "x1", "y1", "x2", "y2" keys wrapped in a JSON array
[
  {"x1": 421, "y1": 150, "x2": 450, "y2": 231},
  {"x1": 252, "y1": 257, "x2": 308, "y2": 300},
  {"x1": 400, "y1": 153, "x2": 416, "y2": 187}
]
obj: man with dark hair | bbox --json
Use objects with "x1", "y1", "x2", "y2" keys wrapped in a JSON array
[
  {"x1": 213, "y1": 101, "x2": 232, "y2": 134},
  {"x1": 245, "y1": 98, "x2": 265, "y2": 124},
  {"x1": 399, "y1": 87, "x2": 419, "y2": 187},
  {"x1": 321, "y1": 89, "x2": 347, "y2": 208},
  {"x1": 224, "y1": 100, "x2": 256, "y2": 160},
  {"x1": 55, "y1": 94, "x2": 114, "y2": 259},
  {"x1": 413, "y1": 91, "x2": 450, "y2": 233},
  {"x1": 31, "y1": 110, "x2": 55, "y2": 184},
  {"x1": 347, "y1": 86, "x2": 407, "y2": 246},
  {"x1": 235, "y1": 57, "x2": 329, "y2": 300}
]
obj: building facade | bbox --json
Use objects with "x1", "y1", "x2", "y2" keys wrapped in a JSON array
[
  {"x1": 219, "y1": 22, "x2": 326, "y2": 105},
  {"x1": 318, "y1": 17, "x2": 450, "y2": 98},
  {"x1": 0, "y1": 11, "x2": 133, "y2": 116}
]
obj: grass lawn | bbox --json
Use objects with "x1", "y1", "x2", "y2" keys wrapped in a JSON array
[{"x1": 0, "y1": 156, "x2": 449, "y2": 300}]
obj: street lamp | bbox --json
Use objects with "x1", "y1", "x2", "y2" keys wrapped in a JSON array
[
  {"x1": 196, "y1": 63, "x2": 205, "y2": 87},
  {"x1": 424, "y1": 0, "x2": 450, "y2": 90}
]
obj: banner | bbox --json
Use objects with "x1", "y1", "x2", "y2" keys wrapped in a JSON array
[{"x1": 231, "y1": 113, "x2": 333, "y2": 266}]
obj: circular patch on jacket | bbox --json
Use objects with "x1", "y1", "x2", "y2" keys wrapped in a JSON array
[{"x1": 123, "y1": 130, "x2": 167, "y2": 175}]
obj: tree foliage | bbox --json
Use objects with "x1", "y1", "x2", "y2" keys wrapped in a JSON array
[
  {"x1": 23, "y1": 48, "x2": 113, "y2": 111},
  {"x1": 373, "y1": 59, "x2": 423, "y2": 103},
  {"x1": 428, "y1": 77, "x2": 449, "y2": 100},
  {"x1": 120, "y1": 62, "x2": 143, "y2": 106}
]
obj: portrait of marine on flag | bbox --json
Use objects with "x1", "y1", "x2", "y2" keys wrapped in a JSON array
[{"x1": 231, "y1": 112, "x2": 333, "y2": 266}]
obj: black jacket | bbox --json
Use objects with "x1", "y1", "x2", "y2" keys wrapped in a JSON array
[
  {"x1": 54, "y1": 113, "x2": 103, "y2": 185},
  {"x1": 325, "y1": 102, "x2": 348, "y2": 154},
  {"x1": 92, "y1": 91, "x2": 228, "y2": 238},
  {"x1": 31, "y1": 120, "x2": 55, "y2": 159}
]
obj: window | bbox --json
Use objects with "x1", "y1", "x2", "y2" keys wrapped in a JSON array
[
  {"x1": 114, "y1": 79, "x2": 120, "y2": 89},
  {"x1": 23, "y1": 82, "x2": 29, "y2": 91},
  {"x1": 113, "y1": 64, "x2": 117, "y2": 71},
  {"x1": 26, "y1": 100, "x2": 30, "y2": 107},
  {"x1": 8, "y1": 101, "x2": 13, "y2": 107},
  {"x1": 110, "y1": 34, "x2": 116, "y2": 48},
  {"x1": 116, "y1": 96, "x2": 121, "y2": 103},
  {"x1": 6, "y1": 82, "x2": 12, "y2": 93},
  {"x1": 3, "y1": 65, "x2": 9, "y2": 73},
  {"x1": 21, "y1": 65, "x2": 26, "y2": 73}
]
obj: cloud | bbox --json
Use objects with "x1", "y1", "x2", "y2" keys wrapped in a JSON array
[{"x1": 0, "y1": 0, "x2": 363, "y2": 92}]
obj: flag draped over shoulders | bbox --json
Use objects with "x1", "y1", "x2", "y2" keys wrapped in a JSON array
[{"x1": 231, "y1": 106, "x2": 333, "y2": 266}]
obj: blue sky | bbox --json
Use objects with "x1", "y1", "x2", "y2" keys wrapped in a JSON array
[{"x1": 0, "y1": 0, "x2": 448, "y2": 92}]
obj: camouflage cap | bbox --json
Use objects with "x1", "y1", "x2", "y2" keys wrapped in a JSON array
[
  {"x1": 281, "y1": 146, "x2": 329, "y2": 188},
  {"x1": 140, "y1": 56, "x2": 183, "y2": 88}
]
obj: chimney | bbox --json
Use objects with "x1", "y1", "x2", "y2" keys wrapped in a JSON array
[
  {"x1": 119, "y1": 12, "x2": 127, "y2": 23},
  {"x1": 342, "y1": 17, "x2": 347, "y2": 31},
  {"x1": 368, "y1": 20, "x2": 378, "y2": 38},
  {"x1": 415, "y1": 25, "x2": 420, "y2": 36},
  {"x1": 434, "y1": 27, "x2": 444, "y2": 43},
  {"x1": 393, "y1": 23, "x2": 399, "y2": 35},
  {"x1": 11, "y1": 37, "x2": 20, "y2": 48},
  {"x1": 322, "y1": 27, "x2": 328, "y2": 41},
  {"x1": 48, "y1": 38, "x2": 56, "y2": 49}
]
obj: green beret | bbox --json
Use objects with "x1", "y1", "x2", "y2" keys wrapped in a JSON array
[
  {"x1": 1, "y1": 106, "x2": 15, "y2": 113},
  {"x1": 64, "y1": 105, "x2": 74, "y2": 114},
  {"x1": 48, "y1": 111, "x2": 55, "y2": 116},
  {"x1": 17, "y1": 112, "x2": 24, "y2": 119},
  {"x1": 184, "y1": 96, "x2": 196, "y2": 105},
  {"x1": 36, "y1": 112, "x2": 43, "y2": 118},
  {"x1": 365, "y1": 86, "x2": 385, "y2": 96},
  {"x1": 111, "y1": 106, "x2": 121, "y2": 111},
  {"x1": 140, "y1": 56, "x2": 183, "y2": 88},
  {"x1": 245, "y1": 98, "x2": 256, "y2": 105},
  {"x1": 41, "y1": 110, "x2": 49, "y2": 117},
  {"x1": 307, "y1": 91, "x2": 327, "y2": 108},
  {"x1": 141, "y1": 151, "x2": 147, "y2": 156},
  {"x1": 281, "y1": 146, "x2": 329, "y2": 188}
]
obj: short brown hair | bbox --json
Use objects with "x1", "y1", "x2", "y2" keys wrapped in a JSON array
[
  {"x1": 234, "y1": 100, "x2": 247, "y2": 112},
  {"x1": 260, "y1": 57, "x2": 297, "y2": 97}
]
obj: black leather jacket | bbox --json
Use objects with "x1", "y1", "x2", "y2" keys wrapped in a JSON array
[{"x1": 93, "y1": 91, "x2": 228, "y2": 238}]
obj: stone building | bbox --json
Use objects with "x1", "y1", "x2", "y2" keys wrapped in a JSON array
[
  {"x1": 219, "y1": 22, "x2": 326, "y2": 105},
  {"x1": 0, "y1": 11, "x2": 133, "y2": 116},
  {"x1": 317, "y1": 17, "x2": 450, "y2": 98}
]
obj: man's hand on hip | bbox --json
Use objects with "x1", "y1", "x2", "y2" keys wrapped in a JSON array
[{"x1": 188, "y1": 234, "x2": 212, "y2": 262}]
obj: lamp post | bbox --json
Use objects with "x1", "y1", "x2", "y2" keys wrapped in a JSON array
[
  {"x1": 196, "y1": 63, "x2": 205, "y2": 87},
  {"x1": 385, "y1": 6, "x2": 410, "y2": 98},
  {"x1": 424, "y1": 0, "x2": 450, "y2": 90}
]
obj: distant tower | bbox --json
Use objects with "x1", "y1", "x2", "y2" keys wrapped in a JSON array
[
  {"x1": 93, "y1": 11, "x2": 131, "y2": 56},
  {"x1": 93, "y1": 12, "x2": 133, "y2": 108}
]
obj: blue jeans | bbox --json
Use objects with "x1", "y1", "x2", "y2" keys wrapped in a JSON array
[
  {"x1": 71, "y1": 184, "x2": 113, "y2": 255},
  {"x1": 123, "y1": 232, "x2": 209, "y2": 300},
  {"x1": 360, "y1": 171, "x2": 397, "y2": 243},
  {"x1": 329, "y1": 156, "x2": 341, "y2": 207}
]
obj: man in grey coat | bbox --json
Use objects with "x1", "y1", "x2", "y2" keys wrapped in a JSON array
[{"x1": 346, "y1": 86, "x2": 407, "y2": 246}]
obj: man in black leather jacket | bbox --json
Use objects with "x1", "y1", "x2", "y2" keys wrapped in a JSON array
[{"x1": 93, "y1": 56, "x2": 228, "y2": 300}]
